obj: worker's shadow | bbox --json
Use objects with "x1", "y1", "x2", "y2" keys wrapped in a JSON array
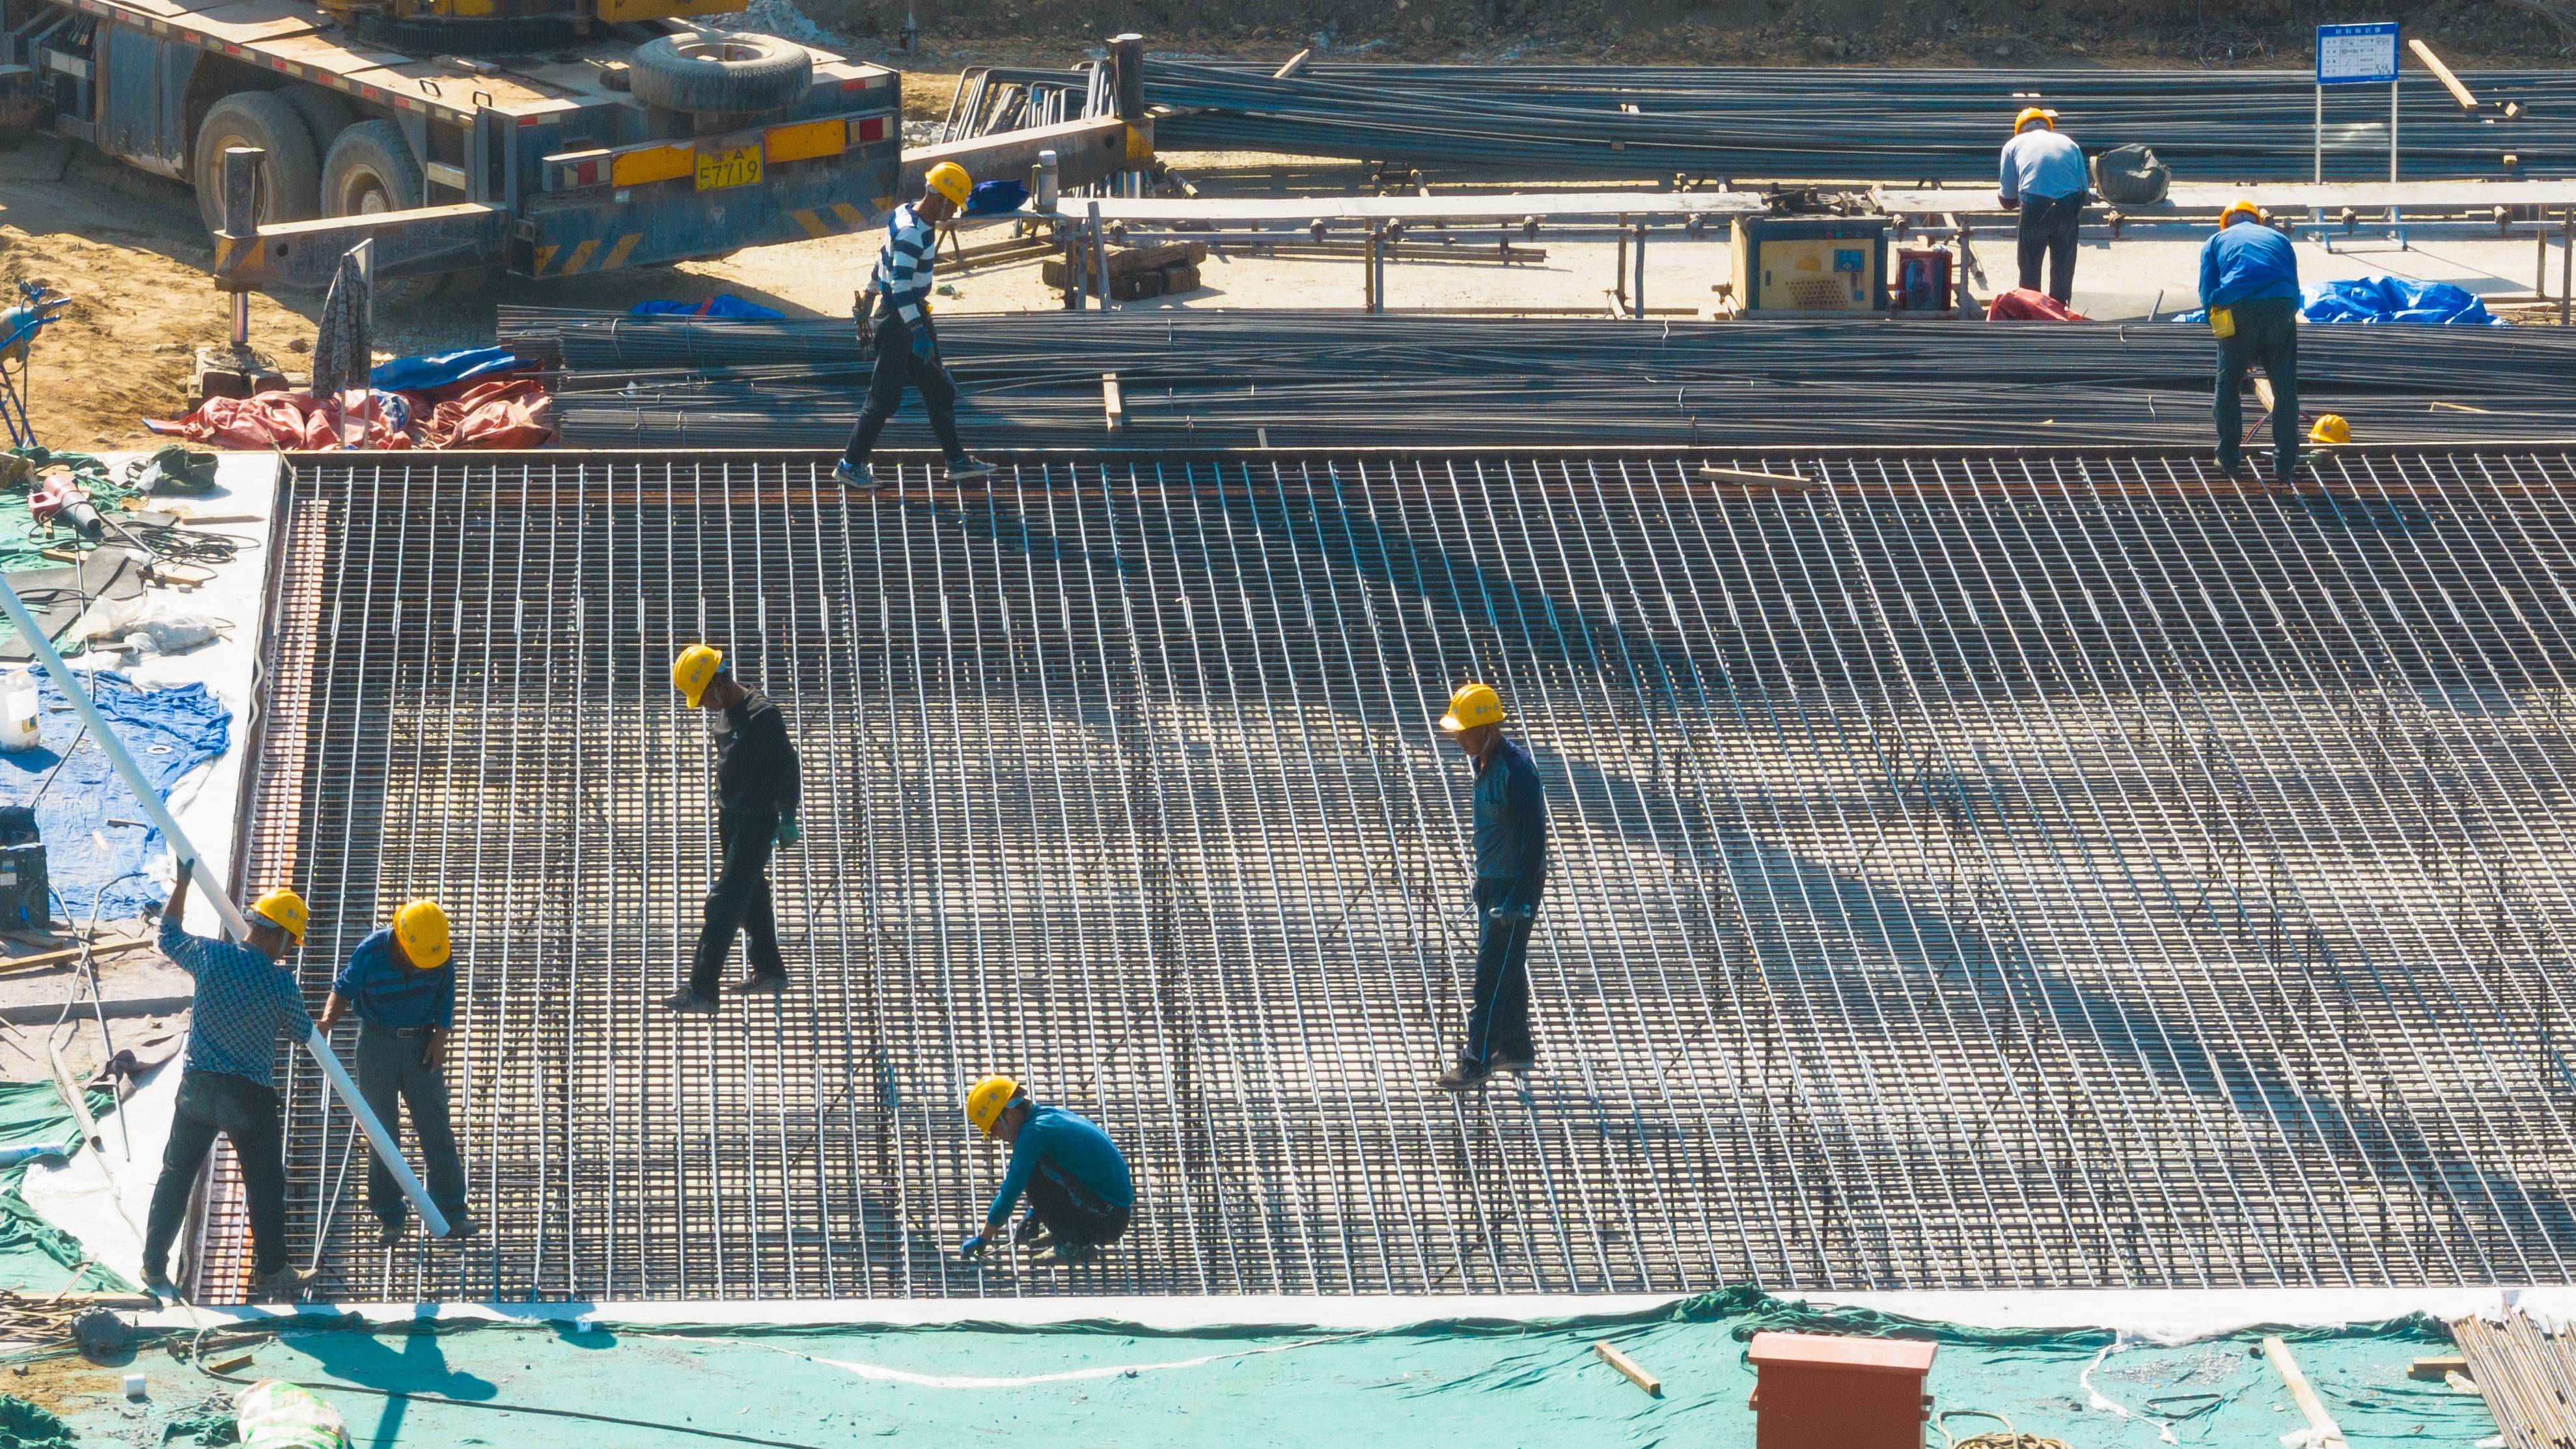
[{"x1": 292, "y1": 1323, "x2": 497, "y2": 1443}]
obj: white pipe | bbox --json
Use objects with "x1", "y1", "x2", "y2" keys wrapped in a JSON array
[{"x1": 0, "y1": 572, "x2": 448, "y2": 1238}]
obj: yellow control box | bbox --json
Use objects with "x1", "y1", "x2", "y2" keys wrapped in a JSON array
[{"x1": 1730, "y1": 215, "x2": 1890, "y2": 315}]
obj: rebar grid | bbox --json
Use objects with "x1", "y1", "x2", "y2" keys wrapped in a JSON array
[{"x1": 236, "y1": 448, "x2": 2576, "y2": 1304}]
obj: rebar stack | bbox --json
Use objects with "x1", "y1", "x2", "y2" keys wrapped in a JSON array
[
  {"x1": 2452, "y1": 1312, "x2": 2576, "y2": 1446},
  {"x1": 1146, "y1": 62, "x2": 2576, "y2": 177},
  {"x1": 499, "y1": 309, "x2": 2576, "y2": 451},
  {"x1": 239, "y1": 447, "x2": 2576, "y2": 1305}
]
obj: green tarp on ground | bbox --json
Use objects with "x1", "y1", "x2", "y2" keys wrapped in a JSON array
[
  {"x1": 0, "y1": 1079, "x2": 128, "y2": 1294},
  {"x1": 49, "y1": 1291, "x2": 2500, "y2": 1448}
]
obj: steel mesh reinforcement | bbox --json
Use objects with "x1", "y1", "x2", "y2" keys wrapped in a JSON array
[{"x1": 235, "y1": 447, "x2": 2576, "y2": 1304}]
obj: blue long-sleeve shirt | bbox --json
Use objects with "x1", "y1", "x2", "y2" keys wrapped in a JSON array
[
  {"x1": 329, "y1": 928, "x2": 456, "y2": 1030},
  {"x1": 988, "y1": 1105, "x2": 1133, "y2": 1226},
  {"x1": 162, "y1": 915, "x2": 312, "y2": 1088},
  {"x1": 2198, "y1": 223, "x2": 2302, "y2": 309},
  {"x1": 1472, "y1": 737, "x2": 1547, "y2": 907},
  {"x1": 871, "y1": 203, "x2": 937, "y2": 327},
  {"x1": 1998, "y1": 129, "x2": 2086, "y2": 203}
]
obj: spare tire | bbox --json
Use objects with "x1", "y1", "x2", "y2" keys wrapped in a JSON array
[
  {"x1": 2092, "y1": 143, "x2": 2171, "y2": 206},
  {"x1": 629, "y1": 33, "x2": 812, "y2": 115},
  {"x1": 191, "y1": 91, "x2": 321, "y2": 236}
]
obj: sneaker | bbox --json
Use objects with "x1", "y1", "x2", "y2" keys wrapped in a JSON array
[
  {"x1": 945, "y1": 456, "x2": 996, "y2": 481},
  {"x1": 661, "y1": 989, "x2": 720, "y2": 1015},
  {"x1": 1435, "y1": 1059, "x2": 1493, "y2": 1092},
  {"x1": 378, "y1": 1217, "x2": 406, "y2": 1248},
  {"x1": 436, "y1": 1213, "x2": 481, "y2": 1243},
  {"x1": 728, "y1": 973, "x2": 788, "y2": 997},
  {"x1": 833, "y1": 460, "x2": 875, "y2": 488},
  {"x1": 251, "y1": 1267, "x2": 309, "y2": 1304}
]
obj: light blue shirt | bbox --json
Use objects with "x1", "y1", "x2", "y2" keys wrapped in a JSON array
[{"x1": 1999, "y1": 129, "x2": 2087, "y2": 203}]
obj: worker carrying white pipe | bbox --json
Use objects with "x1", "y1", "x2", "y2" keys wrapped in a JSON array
[
  {"x1": 960, "y1": 1076, "x2": 1133, "y2": 1265},
  {"x1": 317, "y1": 900, "x2": 478, "y2": 1247},
  {"x1": 836, "y1": 161, "x2": 997, "y2": 488},
  {"x1": 1998, "y1": 107, "x2": 2088, "y2": 305},
  {"x1": 665, "y1": 644, "x2": 803, "y2": 1014},
  {"x1": 141, "y1": 868, "x2": 316, "y2": 1303},
  {"x1": 1435, "y1": 681, "x2": 1547, "y2": 1092}
]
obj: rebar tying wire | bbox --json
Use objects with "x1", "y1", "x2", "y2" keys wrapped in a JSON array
[
  {"x1": 1936, "y1": 1409, "x2": 2073, "y2": 1449},
  {"x1": 227, "y1": 447, "x2": 2576, "y2": 1304}
]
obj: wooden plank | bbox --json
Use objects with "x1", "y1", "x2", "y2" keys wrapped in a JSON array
[
  {"x1": 1594, "y1": 1340, "x2": 1663, "y2": 1398},
  {"x1": 1102, "y1": 373, "x2": 1124, "y2": 434},
  {"x1": 2261, "y1": 1336, "x2": 2349, "y2": 1449},
  {"x1": 44, "y1": 1043, "x2": 102, "y2": 1153},
  {"x1": 1271, "y1": 48, "x2": 1310, "y2": 79},
  {"x1": 2409, "y1": 39, "x2": 2481, "y2": 111},
  {"x1": 0, "y1": 935, "x2": 153, "y2": 976},
  {"x1": 1700, "y1": 464, "x2": 1816, "y2": 490}
]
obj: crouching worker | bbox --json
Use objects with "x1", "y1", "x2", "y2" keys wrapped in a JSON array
[{"x1": 959, "y1": 1076, "x2": 1132, "y2": 1265}]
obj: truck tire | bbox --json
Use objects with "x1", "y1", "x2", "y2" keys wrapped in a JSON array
[
  {"x1": 628, "y1": 33, "x2": 810, "y2": 115},
  {"x1": 322, "y1": 120, "x2": 443, "y2": 305},
  {"x1": 279, "y1": 86, "x2": 356, "y2": 156},
  {"x1": 192, "y1": 91, "x2": 321, "y2": 236}
]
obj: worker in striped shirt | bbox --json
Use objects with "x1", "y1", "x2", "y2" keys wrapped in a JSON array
[{"x1": 836, "y1": 161, "x2": 994, "y2": 487}]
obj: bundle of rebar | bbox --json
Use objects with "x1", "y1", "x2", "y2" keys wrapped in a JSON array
[
  {"x1": 1146, "y1": 62, "x2": 2576, "y2": 178},
  {"x1": 2451, "y1": 1312, "x2": 2576, "y2": 1448},
  {"x1": 499, "y1": 307, "x2": 2576, "y2": 451}
]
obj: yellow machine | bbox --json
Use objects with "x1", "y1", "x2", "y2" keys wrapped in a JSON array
[{"x1": 1730, "y1": 215, "x2": 1892, "y2": 316}]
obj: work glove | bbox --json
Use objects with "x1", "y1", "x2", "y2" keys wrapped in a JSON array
[
  {"x1": 909, "y1": 323, "x2": 935, "y2": 361},
  {"x1": 775, "y1": 812, "x2": 801, "y2": 848},
  {"x1": 1486, "y1": 900, "x2": 1536, "y2": 925},
  {"x1": 959, "y1": 1232, "x2": 989, "y2": 1261}
]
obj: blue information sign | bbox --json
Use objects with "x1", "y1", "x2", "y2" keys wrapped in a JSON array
[{"x1": 2316, "y1": 22, "x2": 2400, "y2": 86}]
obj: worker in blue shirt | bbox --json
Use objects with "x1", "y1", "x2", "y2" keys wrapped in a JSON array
[
  {"x1": 1998, "y1": 107, "x2": 2088, "y2": 304},
  {"x1": 960, "y1": 1076, "x2": 1133, "y2": 1265},
  {"x1": 1435, "y1": 681, "x2": 1547, "y2": 1092},
  {"x1": 2199, "y1": 199, "x2": 2305, "y2": 484},
  {"x1": 141, "y1": 867, "x2": 314, "y2": 1304},
  {"x1": 318, "y1": 900, "x2": 477, "y2": 1247}
]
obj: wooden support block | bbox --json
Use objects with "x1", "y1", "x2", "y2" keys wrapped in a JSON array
[
  {"x1": 2252, "y1": 376, "x2": 2276, "y2": 411},
  {"x1": 206, "y1": 1352, "x2": 255, "y2": 1374},
  {"x1": 2408, "y1": 1354, "x2": 2469, "y2": 1380},
  {"x1": 1594, "y1": 1340, "x2": 1662, "y2": 1397},
  {"x1": 1103, "y1": 372, "x2": 1124, "y2": 434},
  {"x1": 1700, "y1": 465, "x2": 1816, "y2": 490},
  {"x1": 2262, "y1": 1336, "x2": 2349, "y2": 1449}
]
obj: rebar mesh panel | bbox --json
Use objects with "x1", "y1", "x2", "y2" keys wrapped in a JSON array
[{"x1": 238, "y1": 448, "x2": 2576, "y2": 1304}]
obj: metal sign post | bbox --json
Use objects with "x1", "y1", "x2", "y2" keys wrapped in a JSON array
[
  {"x1": 0, "y1": 574, "x2": 450, "y2": 1241},
  {"x1": 2316, "y1": 22, "x2": 2402, "y2": 182}
]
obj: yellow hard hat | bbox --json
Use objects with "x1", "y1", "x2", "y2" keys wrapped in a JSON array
[
  {"x1": 1437, "y1": 681, "x2": 1506, "y2": 734},
  {"x1": 925, "y1": 161, "x2": 972, "y2": 207},
  {"x1": 2220, "y1": 199, "x2": 2263, "y2": 228},
  {"x1": 393, "y1": 899, "x2": 451, "y2": 971},
  {"x1": 2014, "y1": 107, "x2": 2054, "y2": 133},
  {"x1": 2308, "y1": 413, "x2": 2351, "y2": 445},
  {"x1": 966, "y1": 1075, "x2": 1022, "y2": 1138},
  {"x1": 250, "y1": 888, "x2": 309, "y2": 945},
  {"x1": 672, "y1": 644, "x2": 723, "y2": 707}
]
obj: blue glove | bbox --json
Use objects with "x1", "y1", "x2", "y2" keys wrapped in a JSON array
[
  {"x1": 775, "y1": 812, "x2": 801, "y2": 848},
  {"x1": 909, "y1": 324, "x2": 934, "y2": 361},
  {"x1": 960, "y1": 1232, "x2": 988, "y2": 1260}
]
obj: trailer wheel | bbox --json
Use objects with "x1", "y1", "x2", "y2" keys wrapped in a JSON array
[
  {"x1": 322, "y1": 121, "x2": 444, "y2": 305},
  {"x1": 628, "y1": 33, "x2": 811, "y2": 115},
  {"x1": 191, "y1": 92, "x2": 322, "y2": 236},
  {"x1": 279, "y1": 86, "x2": 357, "y2": 157}
]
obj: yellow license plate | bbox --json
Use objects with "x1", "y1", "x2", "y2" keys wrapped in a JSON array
[{"x1": 695, "y1": 146, "x2": 762, "y2": 191}]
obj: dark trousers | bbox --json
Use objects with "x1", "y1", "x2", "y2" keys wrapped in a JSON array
[
  {"x1": 842, "y1": 313, "x2": 965, "y2": 467},
  {"x1": 143, "y1": 1070, "x2": 288, "y2": 1278},
  {"x1": 2015, "y1": 193, "x2": 2084, "y2": 303},
  {"x1": 2214, "y1": 296, "x2": 2301, "y2": 482},
  {"x1": 691, "y1": 809, "x2": 784, "y2": 995},
  {"x1": 1023, "y1": 1161, "x2": 1132, "y2": 1248},
  {"x1": 357, "y1": 1024, "x2": 467, "y2": 1226},
  {"x1": 1463, "y1": 878, "x2": 1536, "y2": 1067}
]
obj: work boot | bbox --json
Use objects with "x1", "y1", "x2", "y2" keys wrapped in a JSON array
[
  {"x1": 2215, "y1": 452, "x2": 2251, "y2": 479},
  {"x1": 251, "y1": 1266, "x2": 310, "y2": 1304},
  {"x1": 139, "y1": 1265, "x2": 178, "y2": 1303},
  {"x1": 1435, "y1": 1058, "x2": 1493, "y2": 1092},
  {"x1": 1012, "y1": 1215, "x2": 1053, "y2": 1252},
  {"x1": 833, "y1": 460, "x2": 874, "y2": 489},
  {"x1": 1047, "y1": 1241, "x2": 1097, "y2": 1266},
  {"x1": 661, "y1": 988, "x2": 720, "y2": 1015},
  {"x1": 945, "y1": 456, "x2": 996, "y2": 481},
  {"x1": 728, "y1": 973, "x2": 788, "y2": 997},
  {"x1": 436, "y1": 1213, "x2": 482, "y2": 1243},
  {"x1": 378, "y1": 1215, "x2": 406, "y2": 1249},
  {"x1": 1487, "y1": 1052, "x2": 1535, "y2": 1077}
]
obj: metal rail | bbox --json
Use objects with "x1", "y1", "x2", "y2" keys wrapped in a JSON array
[{"x1": 238, "y1": 447, "x2": 2576, "y2": 1303}]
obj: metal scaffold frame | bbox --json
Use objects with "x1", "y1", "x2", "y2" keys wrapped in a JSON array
[{"x1": 230, "y1": 447, "x2": 2576, "y2": 1304}]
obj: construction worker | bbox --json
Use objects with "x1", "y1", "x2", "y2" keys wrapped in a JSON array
[
  {"x1": 1997, "y1": 107, "x2": 2087, "y2": 305},
  {"x1": 1434, "y1": 682, "x2": 1547, "y2": 1092},
  {"x1": 663, "y1": 644, "x2": 803, "y2": 1014},
  {"x1": 141, "y1": 868, "x2": 312, "y2": 1303},
  {"x1": 960, "y1": 1076, "x2": 1133, "y2": 1265},
  {"x1": 835, "y1": 161, "x2": 995, "y2": 488},
  {"x1": 2200, "y1": 200, "x2": 2304, "y2": 484},
  {"x1": 318, "y1": 900, "x2": 477, "y2": 1247}
]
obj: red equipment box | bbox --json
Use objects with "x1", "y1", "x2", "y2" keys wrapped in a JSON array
[{"x1": 1746, "y1": 1332, "x2": 1936, "y2": 1449}]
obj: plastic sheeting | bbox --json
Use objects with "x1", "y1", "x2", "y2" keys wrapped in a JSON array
[
  {"x1": 0, "y1": 1081, "x2": 126, "y2": 1293},
  {"x1": 368, "y1": 348, "x2": 520, "y2": 393},
  {"x1": 2299, "y1": 275, "x2": 2504, "y2": 325},
  {"x1": 0, "y1": 669, "x2": 229, "y2": 921},
  {"x1": 630, "y1": 295, "x2": 786, "y2": 320}
]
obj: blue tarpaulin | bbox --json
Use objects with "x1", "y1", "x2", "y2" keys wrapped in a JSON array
[
  {"x1": 368, "y1": 347, "x2": 523, "y2": 392},
  {"x1": 629, "y1": 294, "x2": 784, "y2": 320},
  {"x1": 2169, "y1": 275, "x2": 2505, "y2": 326},
  {"x1": 0, "y1": 670, "x2": 229, "y2": 922},
  {"x1": 967, "y1": 178, "x2": 1030, "y2": 215}
]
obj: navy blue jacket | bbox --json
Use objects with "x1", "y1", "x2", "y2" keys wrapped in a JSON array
[{"x1": 1472, "y1": 737, "x2": 1547, "y2": 911}]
